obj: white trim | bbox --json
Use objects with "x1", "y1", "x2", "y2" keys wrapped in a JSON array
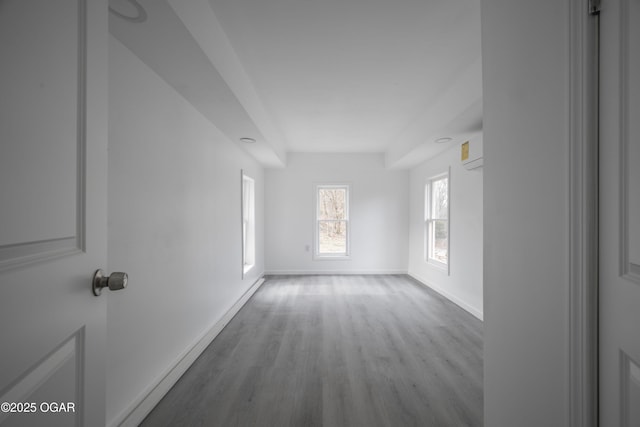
[
  {"x1": 241, "y1": 171, "x2": 256, "y2": 278},
  {"x1": 567, "y1": 0, "x2": 599, "y2": 426},
  {"x1": 314, "y1": 183, "x2": 350, "y2": 259},
  {"x1": 424, "y1": 169, "x2": 450, "y2": 274},
  {"x1": 426, "y1": 258, "x2": 448, "y2": 272},
  {"x1": 409, "y1": 273, "x2": 483, "y2": 321},
  {"x1": 312, "y1": 255, "x2": 351, "y2": 261},
  {"x1": 108, "y1": 276, "x2": 266, "y2": 427},
  {"x1": 265, "y1": 269, "x2": 407, "y2": 276}
]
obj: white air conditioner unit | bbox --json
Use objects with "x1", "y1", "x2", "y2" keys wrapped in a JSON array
[{"x1": 461, "y1": 136, "x2": 483, "y2": 170}]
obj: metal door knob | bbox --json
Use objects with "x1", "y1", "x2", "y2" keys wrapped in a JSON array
[{"x1": 92, "y1": 269, "x2": 128, "y2": 296}]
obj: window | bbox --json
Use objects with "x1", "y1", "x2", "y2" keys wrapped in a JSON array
[
  {"x1": 242, "y1": 172, "x2": 255, "y2": 275},
  {"x1": 425, "y1": 172, "x2": 449, "y2": 267},
  {"x1": 315, "y1": 185, "x2": 349, "y2": 258}
]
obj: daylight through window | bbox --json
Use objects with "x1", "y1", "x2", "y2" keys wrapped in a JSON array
[
  {"x1": 316, "y1": 185, "x2": 349, "y2": 257},
  {"x1": 242, "y1": 173, "x2": 255, "y2": 275},
  {"x1": 425, "y1": 173, "x2": 449, "y2": 266}
]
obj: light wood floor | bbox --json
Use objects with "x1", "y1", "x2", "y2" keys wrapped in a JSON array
[{"x1": 141, "y1": 275, "x2": 483, "y2": 427}]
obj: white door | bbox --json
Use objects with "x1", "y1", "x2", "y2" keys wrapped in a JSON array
[
  {"x1": 0, "y1": 1, "x2": 109, "y2": 426},
  {"x1": 599, "y1": 0, "x2": 640, "y2": 424}
]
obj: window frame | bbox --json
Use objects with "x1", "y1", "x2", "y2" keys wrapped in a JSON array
[
  {"x1": 424, "y1": 170, "x2": 450, "y2": 272},
  {"x1": 241, "y1": 171, "x2": 255, "y2": 276},
  {"x1": 314, "y1": 184, "x2": 350, "y2": 260}
]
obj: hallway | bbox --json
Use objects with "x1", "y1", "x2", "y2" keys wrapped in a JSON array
[{"x1": 141, "y1": 275, "x2": 483, "y2": 426}]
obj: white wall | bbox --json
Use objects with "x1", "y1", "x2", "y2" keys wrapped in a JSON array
[
  {"x1": 107, "y1": 37, "x2": 264, "y2": 425},
  {"x1": 265, "y1": 153, "x2": 408, "y2": 274},
  {"x1": 482, "y1": 0, "x2": 571, "y2": 425},
  {"x1": 408, "y1": 144, "x2": 483, "y2": 320}
]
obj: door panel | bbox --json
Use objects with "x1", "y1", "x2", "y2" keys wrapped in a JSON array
[
  {"x1": 623, "y1": 0, "x2": 640, "y2": 280},
  {"x1": 600, "y1": 0, "x2": 640, "y2": 424},
  {"x1": 0, "y1": 0, "x2": 78, "y2": 249},
  {"x1": 0, "y1": 0, "x2": 82, "y2": 265},
  {"x1": 0, "y1": 0, "x2": 108, "y2": 426},
  {"x1": 1, "y1": 334, "x2": 81, "y2": 427}
]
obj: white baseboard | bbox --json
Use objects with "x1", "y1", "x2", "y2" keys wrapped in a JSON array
[
  {"x1": 109, "y1": 276, "x2": 266, "y2": 427},
  {"x1": 264, "y1": 269, "x2": 407, "y2": 275},
  {"x1": 408, "y1": 273, "x2": 483, "y2": 321}
]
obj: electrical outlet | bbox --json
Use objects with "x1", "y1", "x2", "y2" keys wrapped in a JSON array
[{"x1": 305, "y1": 245, "x2": 310, "y2": 252}]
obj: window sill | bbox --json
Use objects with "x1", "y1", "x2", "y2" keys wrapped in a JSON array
[
  {"x1": 427, "y1": 259, "x2": 449, "y2": 274},
  {"x1": 314, "y1": 255, "x2": 351, "y2": 261}
]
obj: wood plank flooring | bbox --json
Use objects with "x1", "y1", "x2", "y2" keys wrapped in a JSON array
[{"x1": 141, "y1": 275, "x2": 483, "y2": 427}]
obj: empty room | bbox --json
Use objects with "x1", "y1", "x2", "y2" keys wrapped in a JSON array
[{"x1": 1, "y1": 0, "x2": 635, "y2": 426}]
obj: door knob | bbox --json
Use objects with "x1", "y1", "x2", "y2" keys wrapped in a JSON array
[{"x1": 92, "y1": 269, "x2": 128, "y2": 296}]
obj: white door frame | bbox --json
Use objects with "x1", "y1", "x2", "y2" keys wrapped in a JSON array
[{"x1": 568, "y1": 0, "x2": 600, "y2": 426}]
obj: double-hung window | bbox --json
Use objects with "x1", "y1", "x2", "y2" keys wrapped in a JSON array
[
  {"x1": 242, "y1": 172, "x2": 255, "y2": 275},
  {"x1": 425, "y1": 173, "x2": 449, "y2": 267},
  {"x1": 315, "y1": 184, "x2": 349, "y2": 258}
]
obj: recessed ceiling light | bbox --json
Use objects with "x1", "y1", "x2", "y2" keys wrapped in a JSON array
[
  {"x1": 240, "y1": 137, "x2": 256, "y2": 144},
  {"x1": 435, "y1": 137, "x2": 453, "y2": 144}
]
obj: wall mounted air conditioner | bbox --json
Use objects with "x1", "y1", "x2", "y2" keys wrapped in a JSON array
[{"x1": 461, "y1": 136, "x2": 483, "y2": 170}]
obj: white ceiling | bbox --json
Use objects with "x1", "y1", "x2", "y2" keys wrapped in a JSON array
[{"x1": 108, "y1": 0, "x2": 482, "y2": 168}]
